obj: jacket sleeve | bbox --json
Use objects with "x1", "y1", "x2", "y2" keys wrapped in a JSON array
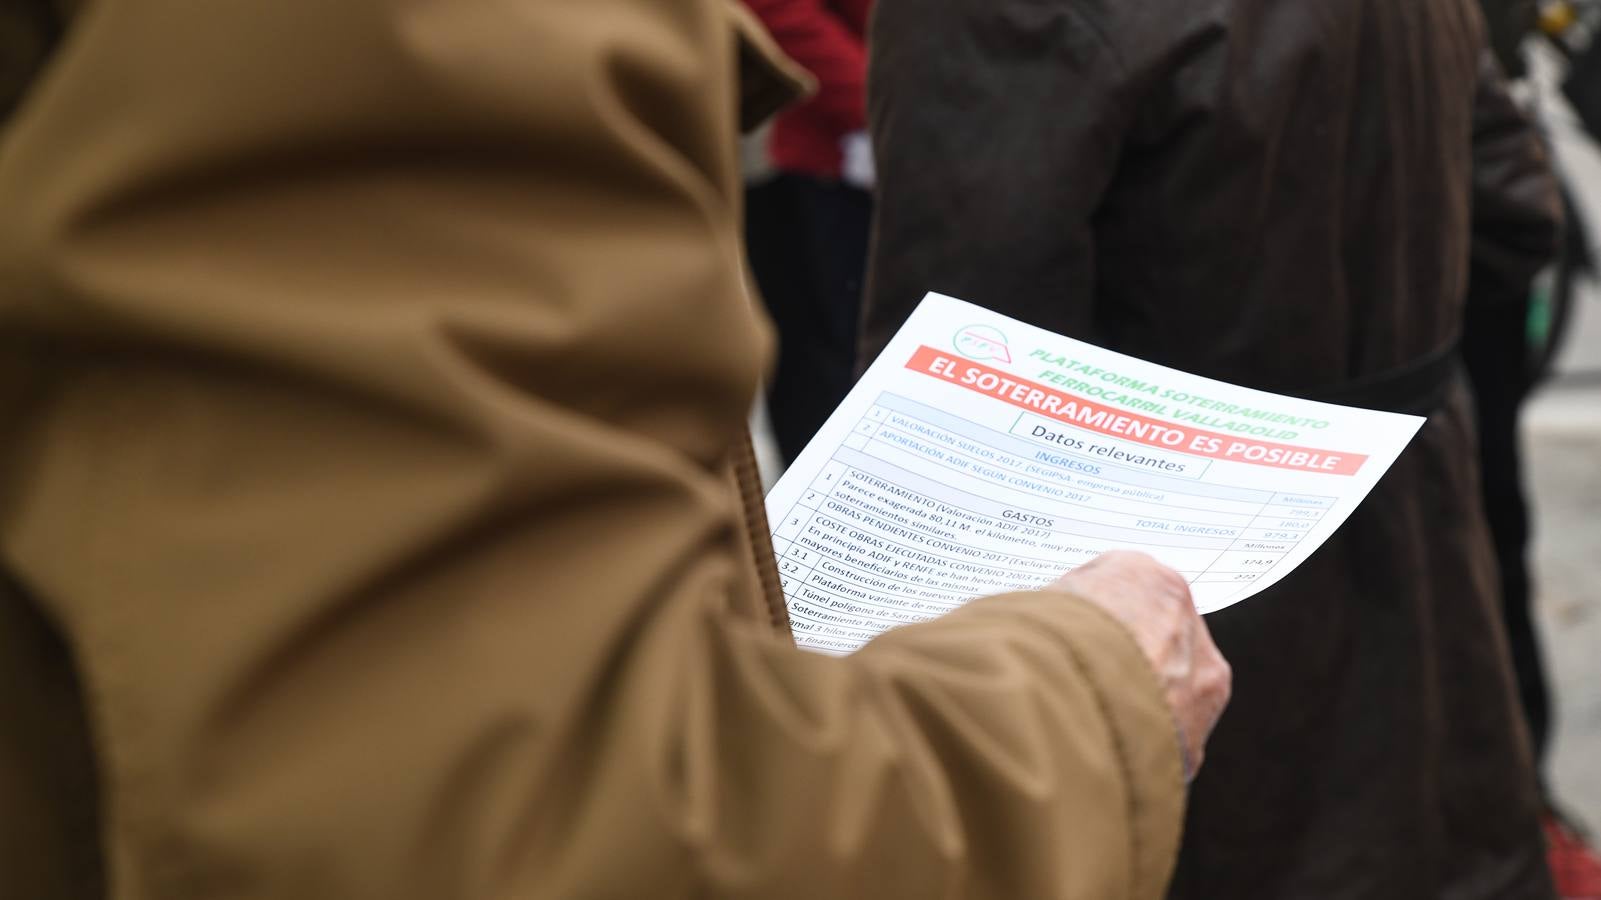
[
  {"x1": 742, "y1": 0, "x2": 868, "y2": 135},
  {"x1": 861, "y1": 0, "x2": 1136, "y2": 366},
  {"x1": 0, "y1": 1, "x2": 1183, "y2": 899},
  {"x1": 1469, "y1": 50, "x2": 1564, "y2": 305}
]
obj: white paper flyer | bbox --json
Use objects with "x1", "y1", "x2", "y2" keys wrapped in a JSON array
[{"x1": 766, "y1": 293, "x2": 1426, "y2": 654}]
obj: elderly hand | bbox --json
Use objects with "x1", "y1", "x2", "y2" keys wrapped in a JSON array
[{"x1": 1050, "y1": 551, "x2": 1232, "y2": 780}]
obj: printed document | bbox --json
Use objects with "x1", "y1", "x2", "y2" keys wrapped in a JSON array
[{"x1": 766, "y1": 293, "x2": 1425, "y2": 654}]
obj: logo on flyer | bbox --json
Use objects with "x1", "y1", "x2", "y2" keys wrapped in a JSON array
[{"x1": 954, "y1": 324, "x2": 1012, "y2": 363}]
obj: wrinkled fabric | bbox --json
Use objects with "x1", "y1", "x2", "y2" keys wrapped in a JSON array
[
  {"x1": 0, "y1": 1, "x2": 1189, "y2": 898},
  {"x1": 865, "y1": 1, "x2": 1561, "y2": 898}
]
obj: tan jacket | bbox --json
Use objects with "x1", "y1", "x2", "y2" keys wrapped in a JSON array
[{"x1": 0, "y1": 1, "x2": 1184, "y2": 898}]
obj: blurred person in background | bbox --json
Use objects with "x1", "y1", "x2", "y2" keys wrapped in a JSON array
[
  {"x1": 0, "y1": 0, "x2": 56, "y2": 121},
  {"x1": 864, "y1": 0, "x2": 1563, "y2": 897},
  {"x1": 1469, "y1": 1, "x2": 1601, "y2": 893},
  {"x1": 0, "y1": 1, "x2": 1230, "y2": 898},
  {"x1": 741, "y1": 0, "x2": 875, "y2": 466}
]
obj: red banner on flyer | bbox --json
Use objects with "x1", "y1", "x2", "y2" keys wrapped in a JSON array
[{"x1": 905, "y1": 346, "x2": 1367, "y2": 475}]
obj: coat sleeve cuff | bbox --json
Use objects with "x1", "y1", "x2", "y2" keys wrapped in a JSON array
[{"x1": 958, "y1": 590, "x2": 1190, "y2": 898}]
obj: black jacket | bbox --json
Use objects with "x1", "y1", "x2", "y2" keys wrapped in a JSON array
[
  {"x1": 863, "y1": 1, "x2": 1562, "y2": 897},
  {"x1": 1479, "y1": 0, "x2": 1538, "y2": 77}
]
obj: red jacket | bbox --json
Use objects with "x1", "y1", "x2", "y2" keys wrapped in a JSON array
[{"x1": 744, "y1": 0, "x2": 872, "y2": 179}]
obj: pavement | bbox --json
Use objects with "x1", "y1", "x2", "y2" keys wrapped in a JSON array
[
  {"x1": 1530, "y1": 288, "x2": 1601, "y2": 829},
  {"x1": 1522, "y1": 60, "x2": 1601, "y2": 830}
]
